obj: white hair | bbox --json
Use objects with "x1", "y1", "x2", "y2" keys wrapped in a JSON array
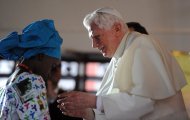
[{"x1": 83, "y1": 8, "x2": 127, "y2": 32}]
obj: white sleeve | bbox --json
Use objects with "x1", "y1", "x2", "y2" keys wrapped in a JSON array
[
  {"x1": 96, "y1": 96, "x2": 104, "y2": 112},
  {"x1": 93, "y1": 109, "x2": 107, "y2": 120},
  {"x1": 95, "y1": 93, "x2": 154, "y2": 120}
]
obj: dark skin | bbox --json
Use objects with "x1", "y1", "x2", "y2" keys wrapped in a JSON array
[
  {"x1": 47, "y1": 61, "x2": 61, "y2": 100},
  {"x1": 19, "y1": 54, "x2": 61, "y2": 84},
  {"x1": 48, "y1": 61, "x2": 61, "y2": 86}
]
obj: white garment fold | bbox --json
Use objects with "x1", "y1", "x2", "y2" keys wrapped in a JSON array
[{"x1": 95, "y1": 32, "x2": 188, "y2": 120}]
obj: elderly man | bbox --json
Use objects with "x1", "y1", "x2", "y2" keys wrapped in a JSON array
[
  {"x1": 0, "y1": 19, "x2": 63, "y2": 120},
  {"x1": 57, "y1": 7, "x2": 188, "y2": 120}
]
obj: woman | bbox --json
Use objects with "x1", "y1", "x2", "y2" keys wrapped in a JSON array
[{"x1": 0, "y1": 19, "x2": 63, "y2": 120}]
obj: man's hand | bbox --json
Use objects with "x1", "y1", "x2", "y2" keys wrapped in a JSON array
[{"x1": 57, "y1": 91, "x2": 96, "y2": 119}]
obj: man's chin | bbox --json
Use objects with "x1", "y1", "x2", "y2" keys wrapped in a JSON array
[{"x1": 102, "y1": 53, "x2": 111, "y2": 58}]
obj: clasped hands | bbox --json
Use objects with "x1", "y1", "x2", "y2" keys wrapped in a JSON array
[{"x1": 57, "y1": 91, "x2": 97, "y2": 119}]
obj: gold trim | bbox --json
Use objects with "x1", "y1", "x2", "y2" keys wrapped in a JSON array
[{"x1": 172, "y1": 50, "x2": 190, "y2": 56}]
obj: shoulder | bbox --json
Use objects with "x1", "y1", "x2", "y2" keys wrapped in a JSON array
[
  {"x1": 131, "y1": 34, "x2": 158, "y2": 50},
  {"x1": 14, "y1": 72, "x2": 44, "y2": 85}
]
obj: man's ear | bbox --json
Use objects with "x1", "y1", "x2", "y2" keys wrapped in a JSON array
[{"x1": 113, "y1": 23, "x2": 122, "y2": 32}]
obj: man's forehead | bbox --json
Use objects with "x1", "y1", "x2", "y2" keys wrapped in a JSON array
[
  {"x1": 88, "y1": 31, "x2": 94, "y2": 38},
  {"x1": 88, "y1": 23, "x2": 105, "y2": 38},
  {"x1": 88, "y1": 29, "x2": 100, "y2": 38},
  {"x1": 88, "y1": 26, "x2": 96, "y2": 36}
]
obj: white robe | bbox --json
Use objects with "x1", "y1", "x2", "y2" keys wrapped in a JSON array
[{"x1": 94, "y1": 32, "x2": 188, "y2": 120}]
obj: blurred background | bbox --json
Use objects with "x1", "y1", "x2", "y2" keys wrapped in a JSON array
[
  {"x1": 0, "y1": 0, "x2": 190, "y2": 52},
  {"x1": 0, "y1": 0, "x2": 190, "y2": 117}
]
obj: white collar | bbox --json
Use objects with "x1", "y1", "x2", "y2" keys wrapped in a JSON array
[{"x1": 113, "y1": 32, "x2": 129, "y2": 59}]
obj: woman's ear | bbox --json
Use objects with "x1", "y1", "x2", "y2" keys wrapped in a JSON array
[{"x1": 36, "y1": 54, "x2": 44, "y2": 61}]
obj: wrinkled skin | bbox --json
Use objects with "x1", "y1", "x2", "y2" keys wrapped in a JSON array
[{"x1": 57, "y1": 91, "x2": 96, "y2": 119}]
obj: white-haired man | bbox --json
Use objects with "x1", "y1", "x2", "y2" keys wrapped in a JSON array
[{"x1": 57, "y1": 7, "x2": 188, "y2": 120}]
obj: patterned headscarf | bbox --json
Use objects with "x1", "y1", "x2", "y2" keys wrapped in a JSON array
[{"x1": 0, "y1": 19, "x2": 63, "y2": 60}]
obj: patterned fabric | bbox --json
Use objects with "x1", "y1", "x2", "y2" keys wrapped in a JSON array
[{"x1": 0, "y1": 69, "x2": 50, "y2": 120}]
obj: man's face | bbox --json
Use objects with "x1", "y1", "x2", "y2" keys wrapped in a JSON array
[{"x1": 88, "y1": 23, "x2": 119, "y2": 58}]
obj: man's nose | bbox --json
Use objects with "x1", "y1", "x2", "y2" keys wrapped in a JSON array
[{"x1": 92, "y1": 39, "x2": 98, "y2": 48}]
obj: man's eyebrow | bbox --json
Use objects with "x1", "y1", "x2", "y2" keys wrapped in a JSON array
[{"x1": 94, "y1": 34, "x2": 100, "y2": 38}]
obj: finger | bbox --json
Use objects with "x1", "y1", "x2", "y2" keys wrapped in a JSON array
[
  {"x1": 57, "y1": 96, "x2": 70, "y2": 103},
  {"x1": 62, "y1": 102, "x2": 75, "y2": 110},
  {"x1": 58, "y1": 101, "x2": 74, "y2": 111},
  {"x1": 57, "y1": 98, "x2": 65, "y2": 103},
  {"x1": 60, "y1": 100, "x2": 84, "y2": 110},
  {"x1": 62, "y1": 111, "x2": 67, "y2": 116},
  {"x1": 57, "y1": 97, "x2": 75, "y2": 104},
  {"x1": 58, "y1": 91, "x2": 74, "y2": 98},
  {"x1": 57, "y1": 92, "x2": 69, "y2": 98},
  {"x1": 57, "y1": 104, "x2": 66, "y2": 111}
]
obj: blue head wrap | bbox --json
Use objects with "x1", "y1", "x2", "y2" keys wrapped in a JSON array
[{"x1": 0, "y1": 19, "x2": 63, "y2": 60}]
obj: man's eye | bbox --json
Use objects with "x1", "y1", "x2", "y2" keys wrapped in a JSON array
[
  {"x1": 95, "y1": 36, "x2": 100, "y2": 39},
  {"x1": 94, "y1": 36, "x2": 100, "y2": 42}
]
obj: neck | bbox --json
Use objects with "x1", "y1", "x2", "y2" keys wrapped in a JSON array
[{"x1": 17, "y1": 63, "x2": 33, "y2": 73}]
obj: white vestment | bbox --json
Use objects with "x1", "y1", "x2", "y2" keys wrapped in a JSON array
[{"x1": 94, "y1": 32, "x2": 188, "y2": 120}]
